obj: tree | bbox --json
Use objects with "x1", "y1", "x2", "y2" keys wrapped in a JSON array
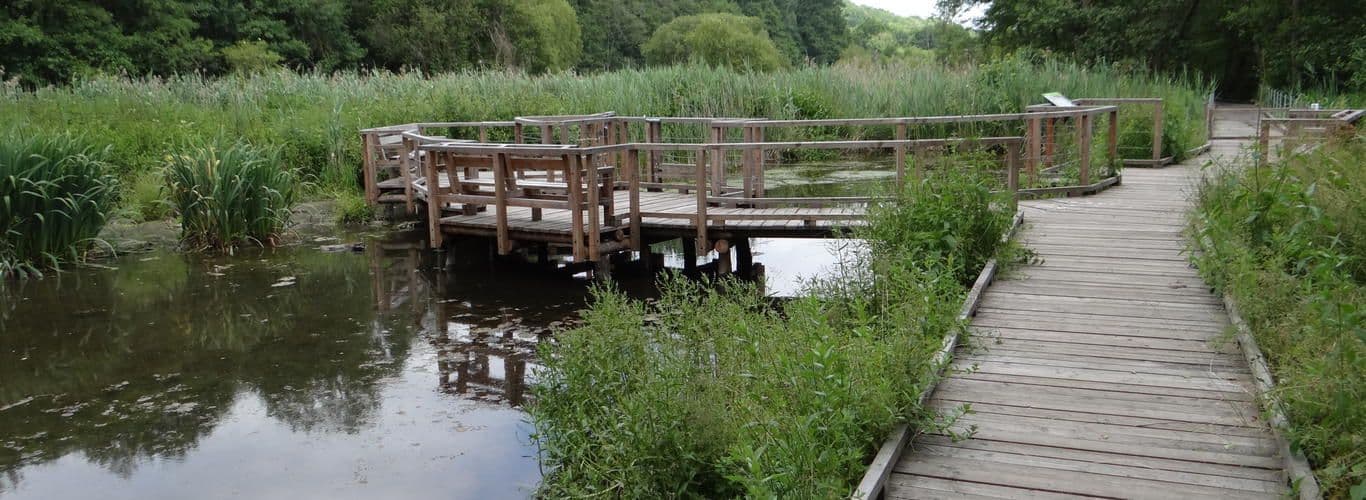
[{"x1": 642, "y1": 13, "x2": 785, "y2": 71}]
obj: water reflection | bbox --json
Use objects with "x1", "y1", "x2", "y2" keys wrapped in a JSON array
[{"x1": 0, "y1": 230, "x2": 848, "y2": 498}]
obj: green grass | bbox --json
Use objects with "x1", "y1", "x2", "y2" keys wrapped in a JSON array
[
  {"x1": 0, "y1": 132, "x2": 120, "y2": 278},
  {"x1": 0, "y1": 57, "x2": 1211, "y2": 206},
  {"x1": 1192, "y1": 137, "x2": 1365, "y2": 498},
  {"x1": 529, "y1": 166, "x2": 1018, "y2": 497},
  {"x1": 164, "y1": 142, "x2": 298, "y2": 252}
]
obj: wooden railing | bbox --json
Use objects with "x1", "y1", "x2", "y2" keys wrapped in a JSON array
[
  {"x1": 1257, "y1": 108, "x2": 1364, "y2": 165},
  {"x1": 363, "y1": 101, "x2": 1145, "y2": 260}
]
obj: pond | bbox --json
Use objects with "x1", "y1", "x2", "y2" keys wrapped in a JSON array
[{"x1": 0, "y1": 231, "x2": 850, "y2": 499}]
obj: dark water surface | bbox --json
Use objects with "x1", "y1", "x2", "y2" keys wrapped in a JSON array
[{"x1": 0, "y1": 232, "x2": 846, "y2": 499}]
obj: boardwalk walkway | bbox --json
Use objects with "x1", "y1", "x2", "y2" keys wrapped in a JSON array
[{"x1": 883, "y1": 110, "x2": 1291, "y2": 499}]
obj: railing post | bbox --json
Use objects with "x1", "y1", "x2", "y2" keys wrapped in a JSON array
[
  {"x1": 648, "y1": 120, "x2": 663, "y2": 183},
  {"x1": 710, "y1": 124, "x2": 725, "y2": 196},
  {"x1": 1006, "y1": 139, "x2": 1021, "y2": 204},
  {"x1": 514, "y1": 123, "x2": 524, "y2": 144},
  {"x1": 742, "y1": 125, "x2": 755, "y2": 198},
  {"x1": 401, "y1": 135, "x2": 416, "y2": 215},
  {"x1": 1077, "y1": 113, "x2": 1092, "y2": 186},
  {"x1": 1045, "y1": 117, "x2": 1056, "y2": 169},
  {"x1": 755, "y1": 126, "x2": 766, "y2": 197},
  {"x1": 362, "y1": 133, "x2": 378, "y2": 205},
  {"x1": 566, "y1": 154, "x2": 585, "y2": 261},
  {"x1": 895, "y1": 122, "x2": 908, "y2": 188},
  {"x1": 695, "y1": 149, "x2": 709, "y2": 255},
  {"x1": 586, "y1": 153, "x2": 602, "y2": 261},
  {"x1": 628, "y1": 148, "x2": 642, "y2": 252},
  {"x1": 1026, "y1": 117, "x2": 1041, "y2": 186},
  {"x1": 493, "y1": 152, "x2": 511, "y2": 256},
  {"x1": 425, "y1": 149, "x2": 444, "y2": 249},
  {"x1": 1107, "y1": 109, "x2": 1119, "y2": 168},
  {"x1": 1152, "y1": 100, "x2": 1164, "y2": 161}
]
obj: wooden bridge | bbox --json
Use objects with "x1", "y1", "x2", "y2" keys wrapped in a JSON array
[{"x1": 361, "y1": 102, "x2": 1178, "y2": 269}]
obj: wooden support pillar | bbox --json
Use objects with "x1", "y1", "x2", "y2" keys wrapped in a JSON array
[
  {"x1": 682, "y1": 238, "x2": 698, "y2": 273},
  {"x1": 648, "y1": 120, "x2": 663, "y2": 184},
  {"x1": 1152, "y1": 100, "x2": 1164, "y2": 161},
  {"x1": 514, "y1": 123, "x2": 524, "y2": 144},
  {"x1": 1006, "y1": 140, "x2": 1020, "y2": 203},
  {"x1": 362, "y1": 133, "x2": 378, "y2": 205},
  {"x1": 567, "y1": 154, "x2": 585, "y2": 261},
  {"x1": 586, "y1": 153, "x2": 602, "y2": 261},
  {"x1": 755, "y1": 127, "x2": 766, "y2": 197},
  {"x1": 400, "y1": 136, "x2": 416, "y2": 215}
]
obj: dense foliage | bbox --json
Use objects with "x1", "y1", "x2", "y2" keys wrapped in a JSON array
[
  {"x1": 843, "y1": 3, "x2": 979, "y2": 64},
  {"x1": 642, "y1": 13, "x2": 786, "y2": 71},
  {"x1": 531, "y1": 167, "x2": 1016, "y2": 497},
  {"x1": 0, "y1": 133, "x2": 119, "y2": 278},
  {"x1": 164, "y1": 142, "x2": 297, "y2": 252},
  {"x1": 1193, "y1": 138, "x2": 1366, "y2": 497},
  {"x1": 943, "y1": 0, "x2": 1366, "y2": 98}
]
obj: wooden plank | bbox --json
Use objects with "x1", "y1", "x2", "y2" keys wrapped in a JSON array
[
  {"x1": 886, "y1": 474, "x2": 1095, "y2": 500},
  {"x1": 894, "y1": 455, "x2": 1279, "y2": 499}
]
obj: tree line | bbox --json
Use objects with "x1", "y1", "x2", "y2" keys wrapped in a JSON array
[{"x1": 943, "y1": 0, "x2": 1366, "y2": 98}]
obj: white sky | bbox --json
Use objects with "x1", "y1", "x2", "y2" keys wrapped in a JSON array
[{"x1": 848, "y1": 0, "x2": 987, "y2": 27}]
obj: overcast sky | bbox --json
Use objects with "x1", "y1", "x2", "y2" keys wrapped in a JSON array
[{"x1": 848, "y1": 0, "x2": 986, "y2": 26}]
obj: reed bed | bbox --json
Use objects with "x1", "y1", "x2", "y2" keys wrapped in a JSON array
[
  {"x1": 0, "y1": 132, "x2": 119, "y2": 278},
  {"x1": 164, "y1": 142, "x2": 297, "y2": 252},
  {"x1": 0, "y1": 57, "x2": 1211, "y2": 213}
]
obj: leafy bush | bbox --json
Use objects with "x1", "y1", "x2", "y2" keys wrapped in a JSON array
[
  {"x1": 643, "y1": 13, "x2": 786, "y2": 71},
  {"x1": 1192, "y1": 137, "x2": 1365, "y2": 497},
  {"x1": 221, "y1": 41, "x2": 283, "y2": 74},
  {"x1": 531, "y1": 167, "x2": 1015, "y2": 496},
  {"x1": 165, "y1": 142, "x2": 298, "y2": 252},
  {"x1": 0, "y1": 133, "x2": 119, "y2": 278}
]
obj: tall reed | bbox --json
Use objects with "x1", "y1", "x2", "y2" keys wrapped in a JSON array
[
  {"x1": 0, "y1": 132, "x2": 119, "y2": 278},
  {"x1": 164, "y1": 142, "x2": 297, "y2": 252}
]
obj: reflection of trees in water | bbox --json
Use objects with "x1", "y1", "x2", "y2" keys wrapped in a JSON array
[{"x1": 0, "y1": 245, "x2": 414, "y2": 480}]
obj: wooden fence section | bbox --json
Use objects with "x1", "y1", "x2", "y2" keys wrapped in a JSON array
[
  {"x1": 360, "y1": 103, "x2": 1135, "y2": 264},
  {"x1": 1257, "y1": 108, "x2": 1363, "y2": 165},
  {"x1": 859, "y1": 109, "x2": 1301, "y2": 500}
]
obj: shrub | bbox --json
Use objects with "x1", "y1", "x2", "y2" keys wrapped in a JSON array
[
  {"x1": 530, "y1": 165, "x2": 1015, "y2": 496},
  {"x1": 1192, "y1": 138, "x2": 1365, "y2": 496},
  {"x1": 165, "y1": 142, "x2": 298, "y2": 252},
  {"x1": 643, "y1": 14, "x2": 786, "y2": 71},
  {"x1": 222, "y1": 40, "x2": 283, "y2": 74},
  {"x1": 0, "y1": 133, "x2": 119, "y2": 278}
]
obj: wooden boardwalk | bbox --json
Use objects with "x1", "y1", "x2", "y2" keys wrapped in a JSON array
[{"x1": 882, "y1": 115, "x2": 1291, "y2": 498}]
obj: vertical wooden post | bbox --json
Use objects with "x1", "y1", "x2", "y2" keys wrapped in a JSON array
[
  {"x1": 1152, "y1": 100, "x2": 1164, "y2": 161},
  {"x1": 493, "y1": 153, "x2": 511, "y2": 255},
  {"x1": 735, "y1": 238, "x2": 753, "y2": 275},
  {"x1": 715, "y1": 239, "x2": 731, "y2": 275},
  {"x1": 695, "y1": 149, "x2": 709, "y2": 255},
  {"x1": 1077, "y1": 113, "x2": 1092, "y2": 186},
  {"x1": 682, "y1": 238, "x2": 698, "y2": 273},
  {"x1": 755, "y1": 127, "x2": 766, "y2": 197},
  {"x1": 478, "y1": 126, "x2": 488, "y2": 143},
  {"x1": 894, "y1": 122, "x2": 908, "y2": 187},
  {"x1": 514, "y1": 123, "x2": 524, "y2": 144},
  {"x1": 425, "y1": 150, "x2": 444, "y2": 249},
  {"x1": 362, "y1": 133, "x2": 378, "y2": 205},
  {"x1": 1006, "y1": 139, "x2": 1021, "y2": 205},
  {"x1": 627, "y1": 149, "x2": 642, "y2": 251},
  {"x1": 586, "y1": 153, "x2": 602, "y2": 261},
  {"x1": 710, "y1": 125, "x2": 725, "y2": 196},
  {"x1": 401, "y1": 136, "x2": 416, "y2": 214},
  {"x1": 1107, "y1": 109, "x2": 1119, "y2": 167},
  {"x1": 648, "y1": 120, "x2": 663, "y2": 183},
  {"x1": 1045, "y1": 118, "x2": 1056, "y2": 169},
  {"x1": 742, "y1": 126, "x2": 755, "y2": 198},
  {"x1": 1026, "y1": 117, "x2": 1041, "y2": 186},
  {"x1": 566, "y1": 154, "x2": 585, "y2": 261}
]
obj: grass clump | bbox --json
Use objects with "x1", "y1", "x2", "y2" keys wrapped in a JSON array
[
  {"x1": 0, "y1": 133, "x2": 119, "y2": 278},
  {"x1": 165, "y1": 142, "x2": 298, "y2": 252},
  {"x1": 530, "y1": 167, "x2": 1015, "y2": 497},
  {"x1": 1192, "y1": 137, "x2": 1365, "y2": 497}
]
